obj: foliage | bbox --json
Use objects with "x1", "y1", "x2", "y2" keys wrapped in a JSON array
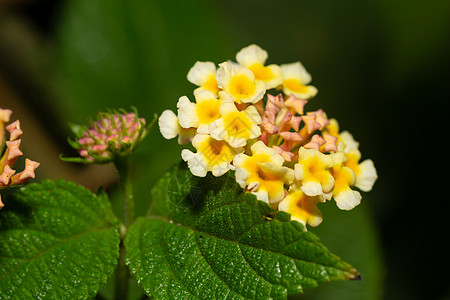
[
  {"x1": 126, "y1": 163, "x2": 360, "y2": 299},
  {"x1": 0, "y1": 180, "x2": 120, "y2": 299}
]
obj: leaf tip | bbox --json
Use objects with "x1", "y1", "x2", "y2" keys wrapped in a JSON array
[{"x1": 348, "y1": 268, "x2": 362, "y2": 281}]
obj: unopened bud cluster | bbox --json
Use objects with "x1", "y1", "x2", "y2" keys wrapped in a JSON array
[{"x1": 66, "y1": 109, "x2": 149, "y2": 163}]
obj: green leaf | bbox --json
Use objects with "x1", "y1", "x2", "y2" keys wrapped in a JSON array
[
  {"x1": 0, "y1": 180, "x2": 120, "y2": 299},
  {"x1": 125, "y1": 163, "x2": 360, "y2": 299}
]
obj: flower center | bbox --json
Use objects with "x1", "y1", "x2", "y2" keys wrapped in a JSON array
[
  {"x1": 196, "y1": 100, "x2": 221, "y2": 125},
  {"x1": 224, "y1": 112, "x2": 251, "y2": 138},
  {"x1": 248, "y1": 64, "x2": 274, "y2": 82},
  {"x1": 203, "y1": 75, "x2": 220, "y2": 94},
  {"x1": 229, "y1": 75, "x2": 256, "y2": 100},
  {"x1": 283, "y1": 79, "x2": 308, "y2": 94},
  {"x1": 343, "y1": 153, "x2": 361, "y2": 176}
]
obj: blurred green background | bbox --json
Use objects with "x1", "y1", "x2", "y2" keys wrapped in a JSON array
[{"x1": 0, "y1": 0, "x2": 449, "y2": 299}]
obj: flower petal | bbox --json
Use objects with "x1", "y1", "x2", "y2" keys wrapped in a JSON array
[
  {"x1": 187, "y1": 61, "x2": 216, "y2": 86},
  {"x1": 177, "y1": 96, "x2": 198, "y2": 129},
  {"x1": 236, "y1": 44, "x2": 268, "y2": 67},
  {"x1": 355, "y1": 159, "x2": 377, "y2": 192}
]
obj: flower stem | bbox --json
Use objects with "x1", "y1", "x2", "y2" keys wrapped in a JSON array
[
  {"x1": 114, "y1": 236, "x2": 128, "y2": 300},
  {"x1": 113, "y1": 157, "x2": 135, "y2": 300},
  {"x1": 116, "y1": 157, "x2": 135, "y2": 228}
]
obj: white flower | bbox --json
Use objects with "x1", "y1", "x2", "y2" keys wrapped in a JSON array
[
  {"x1": 176, "y1": 90, "x2": 223, "y2": 134},
  {"x1": 208, "y1": 101, "x2": 262, "y2": 148},
  {"x1": 233, "y1": 141, "x2": 293, "y2": 203},
  {"x1": 328, "y1": 152, "x2": 362, "y2": 210},
  {"x1": 181, "y1": 134, "x2": 243, "y2": 177},
  {"x1": 278, "y1": 184, "x2": 324, "y2": 229},
  {"x1": 339, "y1": 131, "x2": 378, "y2": 192},
  {"x1": 235, "y1": 44, "x2": 282, "y2": 89},
  {"x1": 187, "y1": 61, "x2": 220, "y2": 95},
  {"x1": 294, "y1": 147, "x2": 334, "y2": 196},
  {"x1": 158, "y1": 110, "x2": 195, "y2": 145},
  {"x1": 215, "y1": 62, "x2": 266, "y2": 104}
]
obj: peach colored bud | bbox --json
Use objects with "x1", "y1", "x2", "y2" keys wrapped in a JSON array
[
  {"x1": 273, "y1": 146, "x2": 295, "y2": 162},
  {"x1": 0, "y1": 165, "x2": 15, "y2": 186},
  {"x1": 11, "y1": 159, "x2": 39, "y2": 184},
  {"x1": 0, "y1": 109, "x2": 12, "y2": 123},
  {"x1": 261, "y1": 118, "x2": 279, "y2": 134},
  {"x1": 264, "y1": 101, "x2": 280, "y2": 123},
  {"x1": 284, "y1": 95, "x2": 307, "y2": 115},
  {"x1": 6, "y1": 120, "x2": 23, "y2": 141},
  {"x1": 280, "y1": 131, "x2": 303, "y2": 142},
  {"x1": 267, "y1": 94, "x2": 284, "y2": 108},
  {"x1": 308, "y1": 109, "x2": 329, "y2": 129},
  {"x1": 301, "y1": 114, "x2": 321, "y2": 134},
  {"x1": 303, "y1": 134, "x2": 326, "y2": 150},
  {"x1": 321, "y1": 133, "x2": 338, "y2": 153},
  {"x1": 290, "y1": 116, "x2": 302, "y2": 131},
  {"x1": 279, "y1": 112, "x2": 296, "y2": 132},
  {"x1": 5, "y1": 140, "x2": 23, "y2": 163}
]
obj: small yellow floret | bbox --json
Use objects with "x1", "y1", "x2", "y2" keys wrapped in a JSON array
[
  {"x1": 182, "y1": 134, "x2": 243, "y2": 177},
  {"x1": 281, "y1": 62, "x2": 318, "y2": 99},
  {"x1": 339, "y1": 131, "x2": 378, "y2": 192},
  {"x1": 177, "y1": 91, "x2": 223, "y2": 134},
  {"x1": 234, "y1": 141, "x2": 293, "y2": 203},
  {"x1": 216, "y1": 62, "x2": 266, "y2": 104},
  {"x1": 209, "y1": 102, "x2": 261, "y2": 148},
  {"x1": 278, "y1": 187, "x2": 323, "y2": 229},
  {"x1": 229, "y1": 75, "x2": 257, "y2": 101},
  {"x1": 295, "y1": 147, "x2": 334, "y2": 196},
  {"x1": 202, "y1": 74, "x2": 220, "y2": 95},
  {"x1": 235, "y1": 44, "x2": 282, "y2": 89},
  {"x1": 187, "y1": 61, "x2": 221, "y2": 95},
  {"x1": 328, "y1": 152, "x2": 361, "y2": 210},
  {"x1": 248, "y1": 64, "x2": 275, "y2": 82},
  {"x1": 282, "y1": 79, "x2": 309, "y2": 94},
  {"x1": 196, "y1": 99, "x2": 221, "y2": 125}
]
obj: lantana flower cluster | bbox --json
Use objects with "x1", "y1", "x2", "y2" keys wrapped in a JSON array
[
  {"x1": 159, "y1": 44, "x2": 377, "y2": 229},
  {"x1": 0, "y1": 108, "x2": 40, "y2": 209}
]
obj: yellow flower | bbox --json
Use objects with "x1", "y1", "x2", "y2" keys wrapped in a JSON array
[
  {"x1": 187, "y1": 61, "x2": 221, "y2": 95},
  {"x1": 177, "y1": 90, "x2": 223, "y2": 134},
  {"x1": 338, "y1": 131, "x2": 378, "y2": 192},
  {"x1": 233, "y1": 141, "x2": 294, "y2": 203},
  {"x1": 158, "y1": 110, "x2": 196, "y2": 145},
  {"x1": 215, "y1": 62, "x2": 266, "y2": 104},
  {"x1": 208, "y1": 100, "x2": 262, "y2": 148},
  {"x1": 278, "y1": 184, "x2": 324, "y2": 229},
  {"x1": 294, "y1": 147, "x2": 334, "y2": 196},
  {"x1": 181, "y1": 134, "x2": 243, "y2": 177},
  {"x1": 280, "y1": 62, "x2": 318, "y2": 99},
  {"x1": 235, "y1": 44, "x2": 282, "y2": 89},
  {"x1": 327, "y1": 152, "x2": 362, "y2": 210}
]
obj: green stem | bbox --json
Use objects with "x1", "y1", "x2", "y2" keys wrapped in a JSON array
[
  {"x1": 116, "y1": 157, "x2": 135, "y2": 228},
  {"x1": 114, "y1": 237, "x2": 128, "y2": 300},
  {"x1": 113, "y1": 157, "x2": 135, "y2": 300}
]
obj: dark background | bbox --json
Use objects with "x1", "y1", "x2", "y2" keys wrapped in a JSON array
[{"x1": 0, "y1": 0, "x2": 449, "y2": 299}]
